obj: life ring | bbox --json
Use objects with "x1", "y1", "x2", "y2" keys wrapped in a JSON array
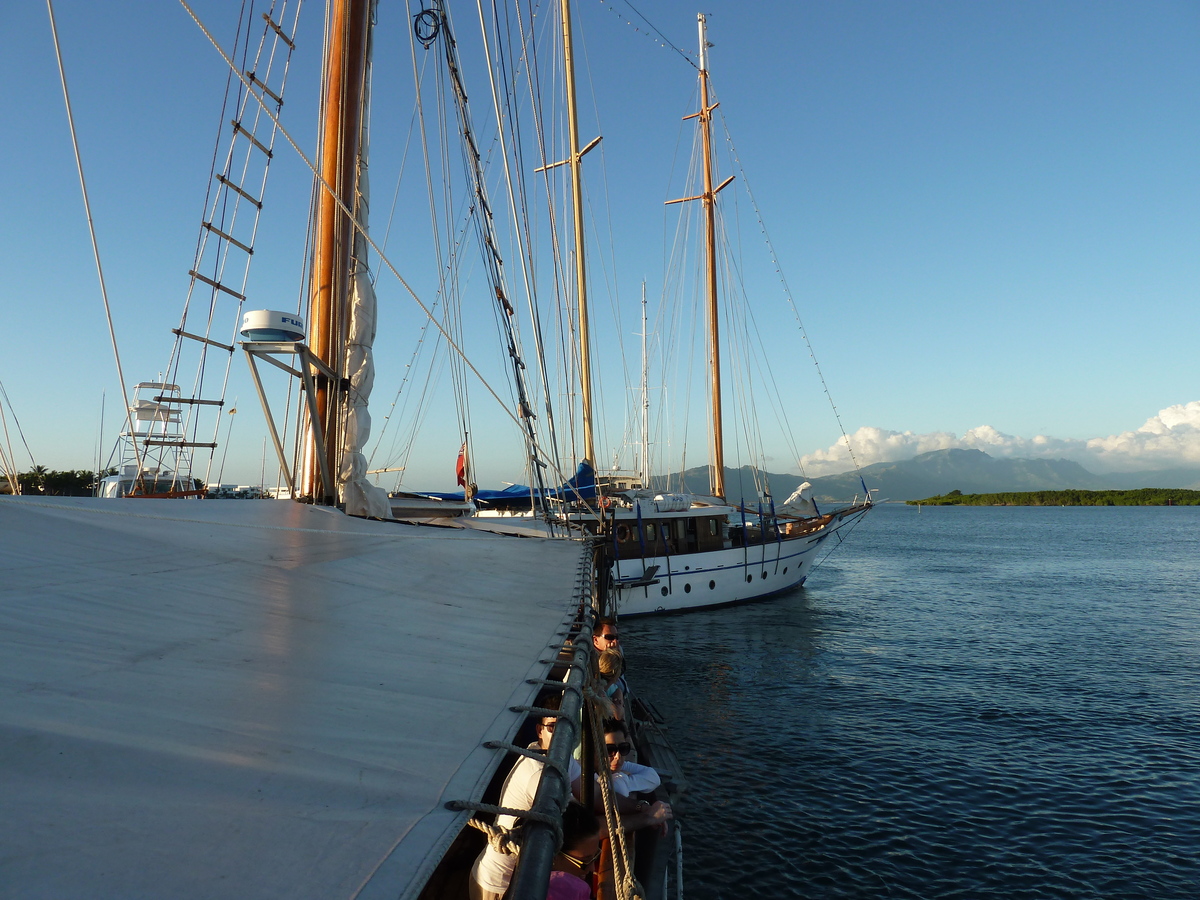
[
  {"x1": 599, "y1": 495, "x2": 612, "y2": 510},
  {"x1": 615, "y1": 523, "x2": 630, "y2": 542}
]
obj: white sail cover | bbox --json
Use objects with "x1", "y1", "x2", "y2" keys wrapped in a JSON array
[
  {"x1": 0, "y1": 496, "x2": 585, "y2": 899},
  {"x1": 339, "y1": 38, "x2": 390, "y2": 520},
  {"x1": 780, "y1": 481, "x2": 819, "y2": 517},
  {"x1": 340, "y1": 249, "x2": 390, "y2": 519}
]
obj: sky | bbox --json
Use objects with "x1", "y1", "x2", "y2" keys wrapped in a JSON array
[{"x1": 1, "y1": 0, "x2": 1197, "y2": 491}]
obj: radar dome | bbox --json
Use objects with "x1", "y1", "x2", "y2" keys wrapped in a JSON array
[{"x1": 240, "y1": 310, "x2": 305, "y2": 342}]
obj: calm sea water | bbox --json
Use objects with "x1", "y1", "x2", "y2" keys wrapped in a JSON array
[{"x1": 624, "y1": 504, "x2": 1200, "y2": 899}]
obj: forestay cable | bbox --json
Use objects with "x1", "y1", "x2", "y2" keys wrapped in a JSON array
[{"x1": 46, "y1": 0, "x2": 145, "y2": 487}]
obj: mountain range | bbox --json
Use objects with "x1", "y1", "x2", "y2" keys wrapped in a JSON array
[{"x1": 653, "y1": 449, "x2": 1200, "y2": 503}]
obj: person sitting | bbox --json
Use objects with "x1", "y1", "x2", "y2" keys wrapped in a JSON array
[
  {"x1": 592, "y1": 617, "x2": 621, "y2": 655},
  {"x1": 470, "y1": 693, "x2": 581, "y2": 900},
  {"x1": 597, "y1": 648, "x2": 626, "y2": 721},
  {"x1": 593, "y1": 719, "x2": 672, "y2": 900},
  {"x1": 546, "y1": 800, "x2": 602, "y2": 900},
  {"x1": 601, "y1": 718, "x2": 663, "y2": 803}
]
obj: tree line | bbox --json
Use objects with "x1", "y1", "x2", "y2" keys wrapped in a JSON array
[
  {"x1": 1, "y1": 467, "x2": 107, "y2": 496},
  {"x1": 908, "y1": 488, "x2": 1200, "y2": 506}
]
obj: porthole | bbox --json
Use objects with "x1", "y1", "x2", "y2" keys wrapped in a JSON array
[
  {"x1": 761, "y1": 572, "x2": 767, "y2": 579},
  {"x1": 708, "y1": 580, "x2": 716, "y2": 590},
  {"x1": 684, "y1": 583, "x2": 692, "y2": 593},
  {"x1": 783, "y1": 567, "x2": 788, "y2": 574},
  {"x1": 746, "y1": 575, "x2": 753, "y2": 583},
  {"x1": 660, "y1": 586, "x2": 669, "y2": 596}
]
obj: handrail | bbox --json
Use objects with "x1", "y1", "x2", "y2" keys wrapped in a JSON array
[{"x1": 507, "y1": 541, "x2": 600, "y2": 900}]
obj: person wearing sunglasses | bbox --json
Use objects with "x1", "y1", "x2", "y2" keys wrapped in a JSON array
[
  {"x1": 547, "y1": 801, "x2": 602, "y2": 900},
  {"x1": 470, "y1": 693, "x2": 582, "y2": 900},
  {"x1": 593, "y1": 719, "x2": 673, "y2": 900},
  {"x1": 592, "y1": 618, "x2": 621, "y2": 653},
  {"x1": 601, "y1": 719, "x2": 665, "y2": 802}
]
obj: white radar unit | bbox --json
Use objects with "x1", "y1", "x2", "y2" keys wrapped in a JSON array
[{"x1": 240, "y1": 309, "x2": 306, "y2": 342}]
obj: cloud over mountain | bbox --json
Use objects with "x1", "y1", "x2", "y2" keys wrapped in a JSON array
[{"x1": 800, "y1": 401, "x2": 1200, "y2": 476}]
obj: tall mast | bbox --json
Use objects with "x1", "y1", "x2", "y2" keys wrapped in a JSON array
[
  {"x1": 640, "y1": 282, "x2": 649, "y2": 487},
  {"x1": 560, "y1": 0, "x2": 595, "y2": 468},
  {"x1": 301, "y1": 0, "x2": 372, "y2": 503},
  {"x1": 666, "y1": 15, "x2": 733, "y2": 498},
  {"x1": 698, "y1": 13, "x2": 725, "y2": 499}
]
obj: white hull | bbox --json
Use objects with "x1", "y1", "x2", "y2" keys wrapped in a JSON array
[{"x1": 610, "y1": 506, "x2": 869, "y2": 616}]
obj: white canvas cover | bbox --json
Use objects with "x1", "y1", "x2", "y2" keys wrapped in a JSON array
[
  {"x1": 0, "y1": 497, "x2": 584, "y2": 899},
  {"x1": 780, "y1": 481, "x2": 819, "y2": 517},
  {"x1": 338, "y1": 53, "x2": 390, "y2": 521}
]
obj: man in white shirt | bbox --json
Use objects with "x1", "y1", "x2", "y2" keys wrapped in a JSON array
[
  {"x1": 600, "y1": 719, "x2": 670, "y2": 811},
  {"x1": 469, "y1": 695, "x2": 581, "y2": 900}
]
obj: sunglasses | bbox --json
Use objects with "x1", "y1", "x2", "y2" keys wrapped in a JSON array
[
  {"x1": 598, "y1": 633, "x2": 620, "y2": 642},
  {"x1": 605, "y1": 742, "x2": 632, "y2": 756},
  {"x1": 563, "y1": 845, "x2": 603, "y2": 868}
]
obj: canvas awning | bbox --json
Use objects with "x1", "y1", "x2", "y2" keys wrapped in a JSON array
[{"x1": 0, "y1": 496, "x2": 586, "y2": 899}]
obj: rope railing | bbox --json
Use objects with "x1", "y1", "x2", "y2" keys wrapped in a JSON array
[{"x1": 506, "y1": 543, "x2": 598, "y2": 900}]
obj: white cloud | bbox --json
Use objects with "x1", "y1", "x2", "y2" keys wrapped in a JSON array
[{"x1": 799, "y1": 401, "x2": 1200, "y2": 476}]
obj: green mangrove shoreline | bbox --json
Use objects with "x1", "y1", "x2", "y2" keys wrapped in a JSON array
[{"x1": 908, "y1": 488, "x2": 1200, "y2": 506}]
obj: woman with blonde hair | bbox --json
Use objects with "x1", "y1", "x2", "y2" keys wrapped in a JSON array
[{"x1": 596, "y1": 648, "x2": 625, "y2": 721}]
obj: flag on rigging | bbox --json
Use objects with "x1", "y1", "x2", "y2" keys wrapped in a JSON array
[{"x1": 456, "y1": 442, "x2": 468, "y2": 488}]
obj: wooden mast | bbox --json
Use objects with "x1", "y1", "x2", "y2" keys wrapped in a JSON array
[
  {"x1": 669, "y1": 14, "x2": 733, "y2": 498},
  {"x1": 560, "y1": 0, "x2": 596, "y2": 469},
  {"x1": 302, "y1": 0, "x2": 371, "y2": 503},
  {"x1": 697, "y1": 14, "x2": 724, "y2": 499}
]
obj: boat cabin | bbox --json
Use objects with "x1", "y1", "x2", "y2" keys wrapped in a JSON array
[{"x1": 609, "y1": 511, "x2": 728, "y2": 559}]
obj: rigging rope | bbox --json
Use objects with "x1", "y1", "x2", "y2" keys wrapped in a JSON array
[
  {"x1": 0, "y1": 384, "x2": 25, "y2": 495},
  {"x1": 0, "y1": 380, "x2": 38, "y2": 473},
  {"x1": 584, "y1": 684, "x2": 643, "y2": 900},
  {"x1": 46, "y1": 0, "x2": 145, "y2": 490},
  {"x1": 596, "y1": 0, "x2": 696, "y2": 70},
  {"x1": 716, "y1": 107, "x2": 865, "y2": 476},
  {"x1": 178, "y1": 0, "x2": 581, "y2": 494}
]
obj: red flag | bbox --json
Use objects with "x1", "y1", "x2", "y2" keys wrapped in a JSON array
[{"x1": 455, "y1": 442, "x2": 467, "y2": 488}]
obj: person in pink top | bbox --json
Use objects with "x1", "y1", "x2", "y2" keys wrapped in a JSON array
[{"x1": 546, "y1": 801, "x2": 602, "y2": 899}]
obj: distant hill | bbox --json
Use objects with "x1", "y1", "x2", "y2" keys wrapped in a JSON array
[
  {"x1": 811, "y1": 449, "x2": 1104, "y2": 501},
  {"x1": 652, "y1": 449, "x2": 1200, "y2": 503}
]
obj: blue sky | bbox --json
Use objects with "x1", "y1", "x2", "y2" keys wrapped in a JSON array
[{"x1": 1, "y1": 0, "x2": 1197, "y2": 490}]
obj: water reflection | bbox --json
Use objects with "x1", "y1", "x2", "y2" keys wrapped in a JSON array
[{"x1": 624, "y1": 507, "x2": 1200, "y2": 898}]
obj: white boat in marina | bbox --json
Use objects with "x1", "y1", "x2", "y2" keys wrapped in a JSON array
[
  {"x1": 607, "y1": 494, "x2": 870, "y2": 616},
  {"x1": 602, "y1": 15, "x2": 872, "y2": 616}
]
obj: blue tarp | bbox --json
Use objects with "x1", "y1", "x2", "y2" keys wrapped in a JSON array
[{"x1": 417, "y1": 461, "x2": 596, "y2": 507}]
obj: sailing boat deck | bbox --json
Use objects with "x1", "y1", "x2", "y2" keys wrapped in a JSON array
[{"x1": 0, "y1": 496, "x2": 586, "y2": 899}]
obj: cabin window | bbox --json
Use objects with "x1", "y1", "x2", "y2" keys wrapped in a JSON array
[
  {"x1": 645, "y1": 523, "x2": 657, "y2": 541},
  {"x1": 707, "y1": 519, "x2": 718, "y2": 536}
]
